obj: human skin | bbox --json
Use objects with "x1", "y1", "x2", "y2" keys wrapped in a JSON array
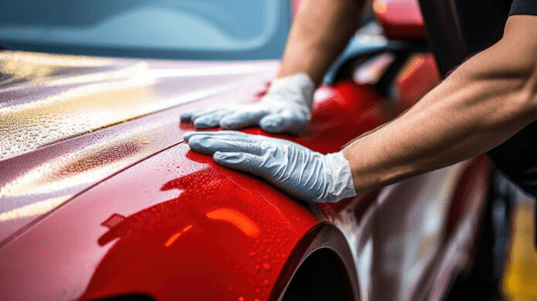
[
  {"x1": 342, "y1": 15, "x2": 537, "y2": 193},
  {"x1": 185, "y1": 0, "x2": 537, "y2": 200},
  {"x1": 278, "y1": 0, "x2": 537, "y2": 194},
  {"x1": 276, "y1": 0, "x2": 365, "y2": 86}
]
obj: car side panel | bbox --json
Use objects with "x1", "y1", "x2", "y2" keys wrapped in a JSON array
[
  {"x1": 0, "y1": 78, "x2": 392, "y2": 301},
  {"x1": 0, "y1": 143, "x2": 318, "y2": 301}
]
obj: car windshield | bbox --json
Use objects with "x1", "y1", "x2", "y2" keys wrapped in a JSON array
[{"x1": 0, "y1": 0, "x2": 289, "y2": 60}]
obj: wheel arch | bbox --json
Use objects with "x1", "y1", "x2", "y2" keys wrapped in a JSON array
[{"x1": 270, "y1": 223, "x2": 361, "y2": 301}]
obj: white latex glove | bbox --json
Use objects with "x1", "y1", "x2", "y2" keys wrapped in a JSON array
[
  {"x1": 180, "y1": 74, "x2": 315, "y2": 135},
  {"x1": 183, "y1": 131, "x2": 357, "y2": 203}
]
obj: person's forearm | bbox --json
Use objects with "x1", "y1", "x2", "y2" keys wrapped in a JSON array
[
  {"x1": 277, "y1": 0, "x2": 364, "y2": 86},
  {"x1": 342, "y1": 15, "x2": 537, "y2": 192}
]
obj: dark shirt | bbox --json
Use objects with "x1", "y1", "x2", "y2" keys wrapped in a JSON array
[
  {"x1": 510, "y1": 0, "x2": 537, "y2": 15},
  {"x1": 420, "y1": 0, "x2": 537, "y2": 196},
  {"x1": 487, "y1": 0, "x2": 537, "y2": 197}
]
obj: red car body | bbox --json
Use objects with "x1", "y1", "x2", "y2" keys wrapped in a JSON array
[{"x1": 0, "y1": 1, "x2": 490, "y2": 300}]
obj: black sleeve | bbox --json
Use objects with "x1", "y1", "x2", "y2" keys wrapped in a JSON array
[{"x1": 509, "y1": 0, "x2": 537, "y2": 15}]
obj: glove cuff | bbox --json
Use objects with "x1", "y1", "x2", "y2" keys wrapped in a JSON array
[
  {"x1": 322, "y1": 151, "x2": 358, "y2": 203},
  {"x1": 267, "y1": 73, "x2": 315, "y2": 109}
]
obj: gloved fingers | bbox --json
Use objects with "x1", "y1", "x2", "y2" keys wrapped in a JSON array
[
  {"x1": 181, "y1": 107, "x2": 227, "y2": 123},
  {"x1": 179, "y1": 110, "x2": 196, "y2": 122},
  {"x1": 184, "y1": 131, "x2": 309, "y2": 156},
  {"x1": 213, "y1": 151, "x2": 266, "y2": 176},
  {"x1": 259, "y1": 113, "x2": 294, "y2": 134},
  {"x1": 219, "y1": 109, "x2": 271, "y2": 130},
  {"x1": 186, "y1": 134, "x2": 266, "y2": 156},
  {"x1": 181, "y1": 108, "x2": 217, "y2": 122},
  {"x1": 192, "y1": 110, "x2": 231, "y2": 128},
  {"x1": 260, "y1": 111, "x2": 308, "y2": 135},
  {"x1": 183, "y1": 130, "x2": 258, "y2": 143},
  {"x1": 214, "y1": 151, "x2": 309, "y2": 202}
]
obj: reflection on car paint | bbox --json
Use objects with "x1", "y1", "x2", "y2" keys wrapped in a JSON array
[
  {"x1": 164, "y1": 224, "x2": 194, "y2": 247},
  {"x1": 40, "y1": 145, "x2": 315, "y2": 301},
  {"x1": 395, "y1": 53, "x2": 440, "y2": 110},
  {"x1": 0, "y1": 60, "x2": 140, "y2": 93},
  {"x1": 0, "y1": 72, "x2": 395, "y2": 300},
  {"x1": 1, "y1": 136, "x2": 152, "y2": 198},
  {"x1": 502, "y1": 194, "x2": 537, "y2": 299},
  {"x1": 101, "y1": 213, "x2": 127, "y2": 229},
  {"x1": 0, "y1": 51, "x2": 113, "y2": 88},
  {"x1": 82, "y1": 163, "x2": 290, "y2": 300},
  {"x1": 0, "y1": 45, "x2": 497, "y2": 301},
  {"x1": 0, "y1": 138, "x2": 150, "y2": 228},
  {"x1": 331, "y1": 192, "x2": 378, "y2": 301},
  {"x1": 206, "y1": 208, "x2": 261, "y2": 238},
  {"x1": 374, "y1": 158, "x2": 490, "y2": 301},
  {"x1": 0, "y1": 0, "x2": 517, "y2": 299},
  {"x1": 353, "y1": 52, "x2": 396, "y2": 85},
  {"x1": 0, "y1": 194, "x2": 72, "y2": 222},
  {"x1": 0, "y1": 52, "x2": 279, "y2": 161},
  {"x1": 373, "y1": 0, "x2": 427, "y2": 40},
  {"x1": 0, "y1": 52, "x2": 279, "y2": 243}
]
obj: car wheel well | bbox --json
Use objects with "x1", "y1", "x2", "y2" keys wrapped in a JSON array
[{"x1": 281, "y1": 248, "x2": 354, "y2": 301}]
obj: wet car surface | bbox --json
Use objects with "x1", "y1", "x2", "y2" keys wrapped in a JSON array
[{"x1": 0, "y1": 0, "x2": 502, "y2": 300}]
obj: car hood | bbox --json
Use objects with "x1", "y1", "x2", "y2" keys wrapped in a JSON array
[
  {"x1": 0, "y1": 50, "x2": 395, "y2": 301},
  {"x1": 0, "y1": 50, "x2": 279, "y2": 243}
]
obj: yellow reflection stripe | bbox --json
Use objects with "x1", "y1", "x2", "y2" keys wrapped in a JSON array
[
  {"x1": 0, "y1": 194, "x2": 72, "y2": 222},
  {"x1": 0, "y1": 135, "x2": 156, "y2": 198},
  {"x1": 164, "y1": 224, "x2": 194, "y2": 247},
  {"x1": 0, "y1": 62, "x2": 149, "y2": 94},
  {"x1": 0, "y1": 76, "x2": 247, "y2": 162},
  {"x1": 0, "y1": 77, "x2": 155, "y2": 160},
  {"x1": 502, "y1": 202, "x2": 537, "y2": 300},
  {"x1": 0, "y1": 74, "x2": 154, "y2": 114},
  {"x1": 206, "y1": 208, "x2": 260, "y2": 238},
  {"x1": 0, "y1": 77, "x2": 248, "y2": 198},
  {"x1": 0, "y1": 51, "x2": 113, "y2": 67}
]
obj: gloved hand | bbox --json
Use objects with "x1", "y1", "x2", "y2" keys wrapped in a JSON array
[
  {"x1": 180, "y1": 73, "x2": 315, "y2": 135},
  {"x1": 183, "y1": 131, "x2": 357, "y2": 203}
]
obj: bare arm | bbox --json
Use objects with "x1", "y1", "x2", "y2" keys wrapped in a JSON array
[
  {"x1": 180, "y1": 0, "x2": 366, "y2": 133},
  {"x1": 277, "y1": 0, "x2": 366, "y2": 86},
  {"x1": 343, "y1": 15, "x2": 537, "y2": 192}
]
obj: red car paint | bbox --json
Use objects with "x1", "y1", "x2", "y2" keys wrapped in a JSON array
[
  {"x1": 0, "y1": 71, "x2": 389, "y2": 300},
  {"x1": 0, "y1": 59, "x2": 279, "y2": 244},
  {"x1": 0, "y1": 60, "x2": 489, "y2": 301},
  {"x1": 395, "y1": 53, "x2": 441, "y2": 110},
  {"x1": 0, "y1": 0, "x2": 491, "y2": 300},
  {"x1": 373, "y1": 0, "x2": 427, "y2": 41},
  {"x1": 0, "y1": 78, "x2": 381, "y2": 300}
]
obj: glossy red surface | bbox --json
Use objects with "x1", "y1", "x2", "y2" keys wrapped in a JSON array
[
  {"x1": 373, "y1": 158, "x2": 490, "y2": 301},
  {"x1": 0, "y1": 3, "x2": 493, "y2": 300},
  {"x1": 0, "y1": 78, "x2": 392, "y2": 301},
  {"x1": 396, "y1": 54, "x2": 441, "y2": 110},
  {"x1": 0, "y1": 144, "x2": 318, "y2": 301},
  {"x1": 251, "y1": 80, "x2": 389, "y2": 155},
  {"x1": 373, "y1": 0, "x2": 427, "y2": 41},
  {"x1": 444, "y1": 154, "x2": 491, "y2": 241},
  {"x1": 0, "y1": 55, "x2": 278, "y2": 243}
]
